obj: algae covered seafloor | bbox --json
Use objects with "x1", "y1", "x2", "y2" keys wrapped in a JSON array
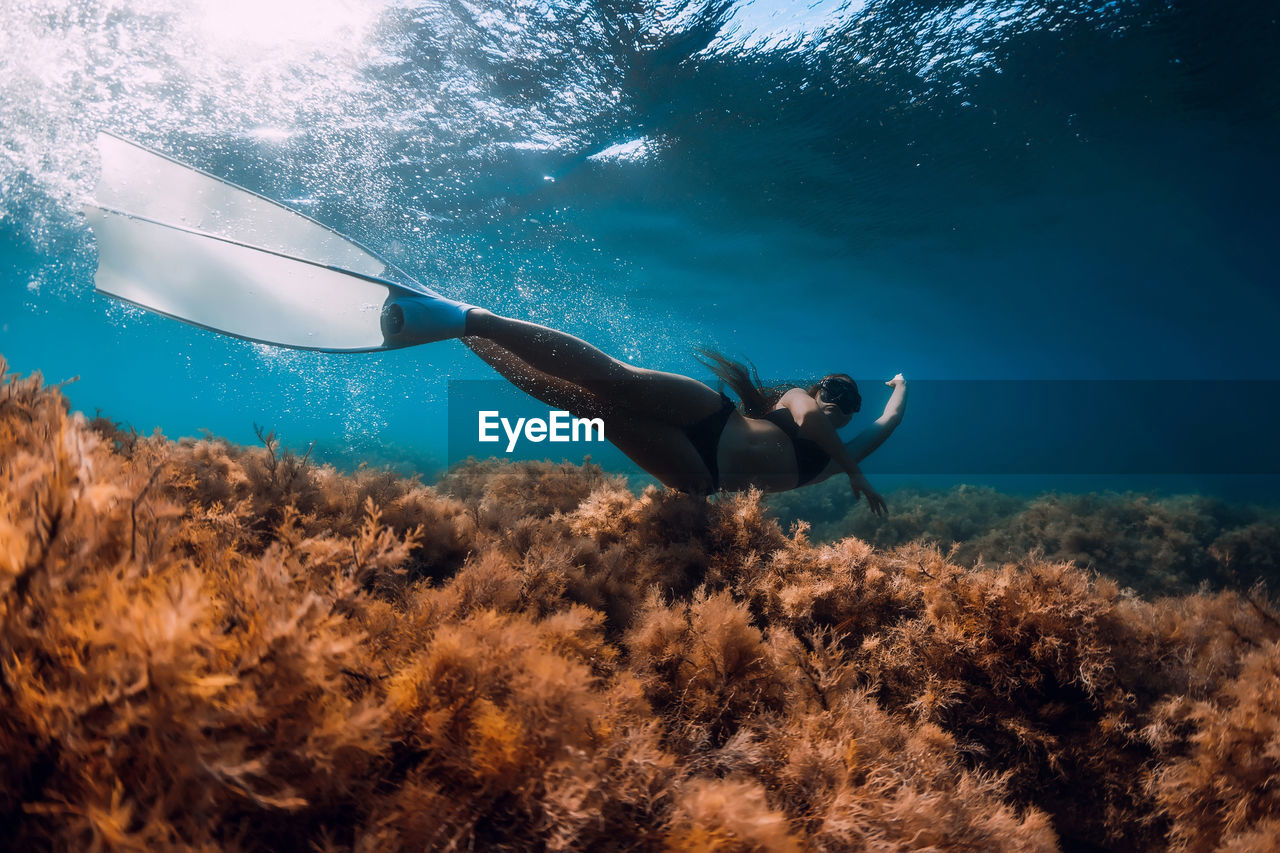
[{"x1": 2, "y1": 358, "x2": 1279, "y2": 852}]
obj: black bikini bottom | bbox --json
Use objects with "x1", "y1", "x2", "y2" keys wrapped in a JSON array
[{"x1": 681, "y1": 392, "x2": 736, "y2": 492}]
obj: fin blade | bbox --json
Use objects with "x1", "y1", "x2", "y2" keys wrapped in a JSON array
[
  {"x1": 86, "y1": 207, "x2": 406, "y2": 352},
  {"x1": 92, "y1": 131, "x2": 390, "y2": 280}
]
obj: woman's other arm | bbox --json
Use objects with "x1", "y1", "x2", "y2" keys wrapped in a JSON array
[
  {"x1": 804, "y1": 374, "x2": 908, "y2": 486},
  {"x1": 779, "y1": 388, "x2": 887, "y2": 515},
  {"x1": 778, "y1": 388, "x2": 859, "y2": 473}
]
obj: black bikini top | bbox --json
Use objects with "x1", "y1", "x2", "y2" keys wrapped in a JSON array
[{"x1": 761, "y1": 408, "x2": 831, "y2": 486}]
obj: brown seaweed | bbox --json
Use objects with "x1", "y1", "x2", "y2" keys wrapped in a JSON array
[{"x1": 2, "y1": 356, "x2": 1278, "y2": 851}]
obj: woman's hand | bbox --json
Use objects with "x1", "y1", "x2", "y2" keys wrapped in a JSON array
[
  {"x1": 848, "y1": 472, "x2": 888, "y2": 517},
  {"x1": 886, "y1": 373, "x2": 906, "y2": 388}
]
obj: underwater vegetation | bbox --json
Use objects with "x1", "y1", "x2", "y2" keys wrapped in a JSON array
[
  {"x1": 768, "y1": 482, "x2": 1280, "y2": 599},
  {"x1": 2, "y1": 356, "x2": 1279, "y2": 852}
]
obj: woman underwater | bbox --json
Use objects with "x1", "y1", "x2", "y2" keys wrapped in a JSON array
[
  {"x1": 458, "y1": 307, "x2": 908, "y2": 511},
  {"x1": 81, "y1": 135, "x2": 904, "y2": 505}
]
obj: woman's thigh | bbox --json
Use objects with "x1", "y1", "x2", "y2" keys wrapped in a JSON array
[
  {"x1": 615, "y1": 366, "x2": 725, "y2": 427},
  {"x1": 604, "y1": 412, "x2": 715, "y2": 494},
  {"x1": 469, "y1": 335, "x2": 723, "y2": 428}
]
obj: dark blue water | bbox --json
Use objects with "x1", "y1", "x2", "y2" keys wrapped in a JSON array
[{"x1": 2, "y1": 0, "x2": 1277, "y2": 496}]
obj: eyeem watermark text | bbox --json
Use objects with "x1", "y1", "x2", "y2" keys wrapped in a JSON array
[{"x1": 479, "y1": 410, "x2": 606, "y2": 452}]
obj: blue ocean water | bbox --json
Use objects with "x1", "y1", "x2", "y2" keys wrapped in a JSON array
[{"x1": 1, "y1": 0, "x2": 1277, "y2": 497}]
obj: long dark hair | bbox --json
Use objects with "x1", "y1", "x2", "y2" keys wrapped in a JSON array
[{"x1": 695, "y1": 348, "x2": 858, "y2": 418}]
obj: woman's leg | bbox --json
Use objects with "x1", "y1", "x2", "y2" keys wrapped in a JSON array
[
  {"x1": 463, "y1": 337, "x2": 612, "y2": 420},
  {"x1": 464, "y1": 337, "x2": 716, "y2": 492},
  {"x1": 465, "y1": 309, "x2": 722, "y2": 424}
]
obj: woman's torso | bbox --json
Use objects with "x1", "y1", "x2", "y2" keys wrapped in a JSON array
[{"x1": 715, "y1": 409, "x2": 811, "y2": 492}]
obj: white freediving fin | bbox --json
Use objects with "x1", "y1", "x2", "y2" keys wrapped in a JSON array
[{"x1": 83, "y1": 132, "x2": 474, "y2": 352}]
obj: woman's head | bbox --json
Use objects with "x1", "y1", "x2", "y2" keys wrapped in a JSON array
[
  {"x1": 810, "y1": 373, "x2": 860, "y2": 428},
  {"x1": 696, "y1": 348, "x2": 861, "y2": 426}
]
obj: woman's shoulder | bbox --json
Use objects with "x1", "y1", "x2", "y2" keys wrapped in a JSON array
[{"x1": 776, "y1": 386, "x2": 817, "y2": 413}]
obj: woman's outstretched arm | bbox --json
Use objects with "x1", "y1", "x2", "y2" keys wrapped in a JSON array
[{"x1": 844, "y1": 374, "x2": 908, "y2": 463}]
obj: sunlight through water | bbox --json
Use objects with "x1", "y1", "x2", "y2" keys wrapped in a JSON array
[
  {"x1": 1, "y1": 0, "x2": 1276, "y2": 472},
  {"x1": 195, "y1": 0, "x2": 378, "y2": 50}
]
